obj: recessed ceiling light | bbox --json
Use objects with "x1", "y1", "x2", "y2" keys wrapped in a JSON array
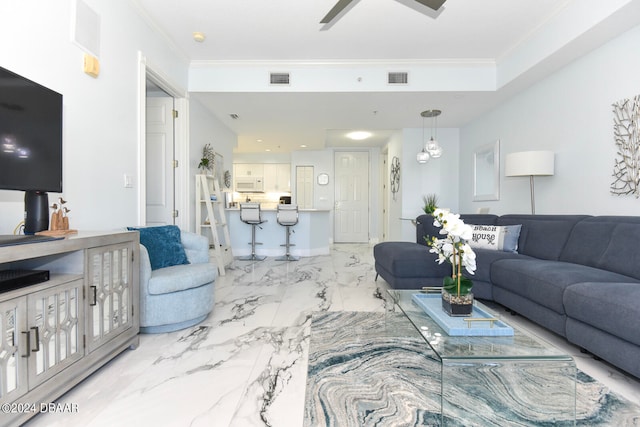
[
  {"x1": 300, "y1": 144, "x2": 307, "y2": 148},
  {"x1": 265, "y1": 148, "x2": 271, "y2": 152},
  {"x1": 257, "y1": 139, "x2": 263, "y2": 143},
  {"x1": 193, "y1": 32, "x2": 206, "y2": 42},
  {"x1": 346, "y1": 131, "x2": 372, "y2": 140}
]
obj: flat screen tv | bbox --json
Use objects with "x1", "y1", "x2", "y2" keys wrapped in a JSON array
[{"x1": 0, "y1": 66, "x2": 63, "y2": 233}]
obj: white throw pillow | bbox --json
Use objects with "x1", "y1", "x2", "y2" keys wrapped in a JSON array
[{"x1": 469, "y1": 224, "x2": 522, "y2": 253}]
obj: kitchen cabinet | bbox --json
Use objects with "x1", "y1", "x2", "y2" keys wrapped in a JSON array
[
  {"x1": 233, "y1": 163, "x2": 264, "y2": 177},
  {"x1": 263, "y1": 163, "x2": 291, "y2": 192}
]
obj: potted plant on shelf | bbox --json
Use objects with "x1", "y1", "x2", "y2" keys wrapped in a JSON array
[{"x1": 426, "y1": 208, "x2": 477, "y2": 316}]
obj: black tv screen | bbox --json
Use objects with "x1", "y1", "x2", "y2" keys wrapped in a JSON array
[{"x1": 0, "y1": 66, "x2": 63, "y2": 193}]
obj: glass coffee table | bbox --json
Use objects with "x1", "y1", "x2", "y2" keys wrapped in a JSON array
[{"x1": 388, "y1": 289, "x2": 576, "y2": 425}]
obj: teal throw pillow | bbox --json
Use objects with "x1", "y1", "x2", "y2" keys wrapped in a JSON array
[{"x1": 128, "y1": 225, "x2": 190, "y2": 270}]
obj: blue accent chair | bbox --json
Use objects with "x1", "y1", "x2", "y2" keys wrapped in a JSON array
[{"x1": 138, "y1": 230, "x2": 217, "y2": 333}]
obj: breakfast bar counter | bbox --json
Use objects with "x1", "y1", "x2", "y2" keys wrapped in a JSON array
[{"x1": 226, "y1": 208, "x2": 331, "y2": 258}]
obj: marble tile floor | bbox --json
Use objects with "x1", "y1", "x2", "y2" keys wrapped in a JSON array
[{"x1": 25, "y1": 244, "x2": 640, "y2": 427}]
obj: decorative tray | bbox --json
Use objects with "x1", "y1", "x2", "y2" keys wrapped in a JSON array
[{"x1": 411, "y1": 293, "x2": 514, "y2": 336}]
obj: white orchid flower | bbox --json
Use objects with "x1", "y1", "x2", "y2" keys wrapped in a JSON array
[
  {"x1": 426, "y1": 210, "x2": 478, "y2": 295},
  {"x1": 460, "y1": 243, "x2": 476, "y2": 274},
  {"x1": 432, "y1": 208, "x2": 450, "y2": 227}
]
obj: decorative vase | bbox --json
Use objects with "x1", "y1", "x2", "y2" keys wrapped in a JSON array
[{"x1": 441, "y1": 290, "x2": 474, "y2": 316}]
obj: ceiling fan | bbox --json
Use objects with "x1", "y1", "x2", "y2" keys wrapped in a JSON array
[{"x1": 320, "y1": 0, "x2": 447, "y2": 24}]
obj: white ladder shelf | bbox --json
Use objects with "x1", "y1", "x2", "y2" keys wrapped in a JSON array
[{"x1": 196, "y1": 174, "x2": 233, "y2": 275}]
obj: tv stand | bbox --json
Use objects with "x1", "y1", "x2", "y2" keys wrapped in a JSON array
[
  {"x1": 0, "y1": 231, "x2": 140, "y2": 426},
  {"x1": 0, "y1": 234, "x2": 62, "y2": 247}
]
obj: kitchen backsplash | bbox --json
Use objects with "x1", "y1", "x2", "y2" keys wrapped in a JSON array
[{"x1": 229, "y1": 191, "x2": 291, "y2": 210}]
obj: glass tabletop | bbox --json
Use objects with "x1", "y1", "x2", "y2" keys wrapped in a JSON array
[{"x1": 388, "y1": 289, "x2": 573, "y2": 361}]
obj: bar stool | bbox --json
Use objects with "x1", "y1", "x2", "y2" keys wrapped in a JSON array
[
  {"x1": 238, "y1": 203, "x2": 267, "y2": 261},
  {"x1": 276, "y1": 204, "x2": 299, "y2": 261}
]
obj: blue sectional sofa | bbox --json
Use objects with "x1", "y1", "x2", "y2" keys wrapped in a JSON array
[{"x1": 374, "y1": 214, "x2": 640, "y2": 379}]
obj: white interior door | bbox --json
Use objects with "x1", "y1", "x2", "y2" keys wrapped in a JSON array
[
  {"x1": 334, "y1": 151, "x2": 369, "y2": 243},
  {"x1": 145, "y1": 96, "x2": 175, "y2": 226}
]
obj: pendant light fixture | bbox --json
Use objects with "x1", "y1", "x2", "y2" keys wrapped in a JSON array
[
  {"x1": 416, "y1": 116, "x2": 430, "y2": 163},
  {"x1": 419, "y1": 109, "x2": 443, "y2": 162}
]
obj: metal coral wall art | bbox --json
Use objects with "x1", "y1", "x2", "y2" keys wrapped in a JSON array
[
  {"x1": 611, "y1": 95, "x2": 640, "y2": 198},
  {"x1": 390, "y1": 156, "x2": 400, "y2": 200}
]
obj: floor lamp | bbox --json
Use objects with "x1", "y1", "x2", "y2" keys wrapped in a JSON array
[{"x1": 505, "y1": 151, "x2": 554, "y2": 214}]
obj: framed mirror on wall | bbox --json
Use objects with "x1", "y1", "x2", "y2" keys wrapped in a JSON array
[{"x1": 473, "y1": 140, "x2": 500, "y2": 201}]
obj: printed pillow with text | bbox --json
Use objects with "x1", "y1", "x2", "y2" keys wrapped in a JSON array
[{"x1": 469, "y1": 224, "x2": 522, "y2": 253}]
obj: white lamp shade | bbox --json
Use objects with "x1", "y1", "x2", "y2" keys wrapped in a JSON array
[{"x1": 505, "y1": 151, "x2": 555, "y2": 176}]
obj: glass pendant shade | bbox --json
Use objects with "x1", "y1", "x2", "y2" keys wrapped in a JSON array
[
  {"x1": 418, "y1": 109, "x2": 443, "y2": 162},
  {"x1": 416, "y1": 149, "x2": 430, "y2": 163},
  {"x1": 426, "y1": 137, "x2": 443, "y2": 158}
]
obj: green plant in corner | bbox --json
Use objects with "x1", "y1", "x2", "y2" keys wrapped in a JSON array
[{"x1": 422, "y1": 194, "x2": 438, "y2": 215}]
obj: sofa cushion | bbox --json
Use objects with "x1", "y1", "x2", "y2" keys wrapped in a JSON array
[
  {"x1": 496, "y1": 215, "x2": 589, "y2": 261},
  {"x1": 469, "y1": 224, "x2": 521, "y2": 252},
  {"x1": 128, "y1": 225, "x2": 190, "y2": 270},
  {"x1": 561, "y1": 217, "x2": 640, "y2": 280},
  {"x1": 472, "y1": 249, "x2": 530, "y2": 284},
  {"x1": 148, "y1": 262, "x2": 217, "y2": 295},
  {"x1": 564, "y1": 282, "x2": 640, "y2": 346},
  {"x1": 374, "y1": 242, "x2": 449, "y2": 278},
  {"x1": 491, "y1": 258, "x2": 637, "y2": 315}
]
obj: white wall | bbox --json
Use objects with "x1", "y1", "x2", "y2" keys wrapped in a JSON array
[
  {"x1": 291, "y1": 147, "x2": 383, "y2": 243},
  {"x1": 459, "y1": 24, "x2": 640, "y2": 216},
  {"x1": 384, "y1": 131, "x2": 403, "y2": 241},
  {"x1": 394, "y1": 127, "x2": 460, "y2": 241},
  {"x1": 0, "y1": 1, "x2": 189, "y2": 233},
  {"x1": 290, "y1": 150, "x2": 333, "y2": 211},
  {"x1": 233, "y1": 153, "x2": 291, "y2": 163},
  {"x1": 188, "y1": 97, "x2": 237, "y2": 232}
]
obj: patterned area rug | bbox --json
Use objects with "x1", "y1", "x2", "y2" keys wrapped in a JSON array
[{"x1": 304, "y1": 311, "x2": 640, "y2": 426}]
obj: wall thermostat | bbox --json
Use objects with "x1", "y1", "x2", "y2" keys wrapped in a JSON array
[{"x1": 317, "y1": 173, "x2": 329, "y2": 185}]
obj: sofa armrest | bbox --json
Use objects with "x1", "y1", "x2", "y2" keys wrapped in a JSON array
[{"x1": 181, "y1": 231, "x2": 210, "y2": 264}]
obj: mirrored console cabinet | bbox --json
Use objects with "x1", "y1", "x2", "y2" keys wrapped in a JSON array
[{"x1": 0, "y1": 231, "x2": 139, "y2": 426}]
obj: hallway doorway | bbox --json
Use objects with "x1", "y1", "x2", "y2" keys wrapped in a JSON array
[{"x1": 334, "y1": 151, "x2": 369, "y2": 243}]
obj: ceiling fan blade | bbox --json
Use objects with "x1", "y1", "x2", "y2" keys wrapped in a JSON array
[
  {"x1": 320, "y1": 0, "x2": 355, "y2": 24},
  {"x1": 413, "y1": 0, "x2": 446, "y2": 11}
]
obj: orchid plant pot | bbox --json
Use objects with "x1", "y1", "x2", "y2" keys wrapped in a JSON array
[{"x1": 441, "y1": 290, "x2": 474, "y2": 316}]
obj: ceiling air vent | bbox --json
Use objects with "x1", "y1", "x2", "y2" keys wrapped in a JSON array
[
  {"x1": 388, "y1": 72, "x2": 408, "y2": 85},
  {"x1": 270, "y1": 72, "x2": 290, "y2": 85}
]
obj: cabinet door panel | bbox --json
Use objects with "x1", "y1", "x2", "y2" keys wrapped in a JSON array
[
  {"x1": 296, "y1": 166, "x2": 314, "y2": 209},
  {"x1": 27, "y1": 279, "x2": 84, "y2": 388},
  {"x1": 263, "y1": 163, "x2": 291, "y2": 192},
  {"x1": 87, "y1": 243, "x2": 134, "y2": 353},
  {"x1": 277, "y1": 164, "x2": 291, "y2": 192},
  {"x1": 234, "y1": 163, "x2": 264, "y2": 177},
  {"x1": 0, "y1": 299, "x2": 28, "y2": 403}
]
